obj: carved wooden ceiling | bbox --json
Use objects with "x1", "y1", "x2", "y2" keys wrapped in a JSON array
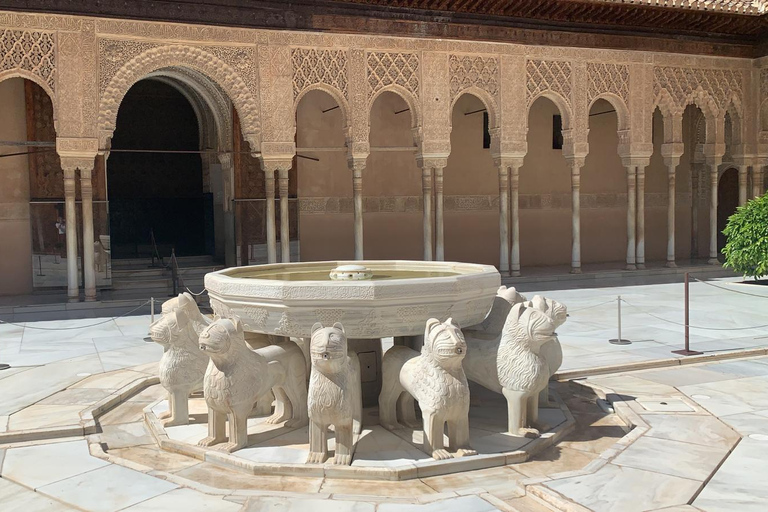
[{"x1": 1, "y1": 0, "x2": 768, "y2": 57}]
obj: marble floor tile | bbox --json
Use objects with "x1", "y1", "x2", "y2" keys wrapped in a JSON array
[
  {"x1": 704, "y1": 360, "x2": 768, "y2": 378},
  {"x1": 643, "y1": 414, "x2": 740, "y2": 450},
  {"x1": 636, "y1": 367, "x2": 739, "y2": 387},
  {"x1": 126, "y1": 384, "x2": 166, "y2": 402},
  {"x1": 377, "y1": 495, "x2": 499, "y2": 512},
  {"x1": 0, "y1": 476, "x2": 77, "y2": 511},
  {"x1": 70, "y1": 369, "x2": 147, "y2": 390},
  {"x1": 107, "y1": 444, "x2": 200, "y2": 472},
  {"x1": 637, "y1": 398, "x2": 696, "y2": 413},
  {"x1": 421, "y1": 465, "x2": 524, "y2": 496},
  {"x1": 320, "y1": 477, "x2": 437, "y2": 497},
  {"x1": 100, "y1": 422, "x2": 154, "y2": 449},
  {"x1": 717, "y1": 411, "x2": 768, "y2": 436},
  {"x1": 514, "y1": 444, "x2": 598, "y2": 479},
  {"x1": 99, "y1": 344, "x2": 163, "y2": 372},
  {"x1": 98, "y1": 400, "x2": 152, "y2": 425},
  {"x1": 587, "y1": 374, "x2": 679, "y2": 397},
  {"x1": 37, "y1": 463, "x2": 178, "y2": 512},
  {"x1": 122, "y1": 487, "x2": 242, "y2": 511},
  {"x1": 612, "y1": 436, "x2": 727, "y2": 481},
  {"x1": 545, "y1": 463, "x2": 702, "y2": 512},
  {"x1": 37, "y1": 387, "x2": 113, "y2": 406},
  {"x1": 1, "y1": 439, "x2": 109, "y2": 489},
  {"x1": 693, "y1": 438, "x2": 768, "y2": 512},
  {"x1": 244, "y1": 496, "x2": 375, "y2": 512},
  {"x1": 175, "y1": 462, "x2": 324, "y2": 492},
  {"x1": 8, "y1": 404, "x2": 85, "y2": 430}
]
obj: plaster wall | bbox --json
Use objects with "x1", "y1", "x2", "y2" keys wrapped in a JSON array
[{"x1": 0, "y1": 78, "x2": 33, "y2": 295}]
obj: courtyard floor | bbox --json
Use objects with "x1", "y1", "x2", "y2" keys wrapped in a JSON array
[{"x1": 0, "y1": 275, "x2": 767, "y2": 511}]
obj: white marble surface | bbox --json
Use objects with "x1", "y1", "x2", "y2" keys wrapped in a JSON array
[
  {"x1": 122, "y1": 487, "x2": 241, "y2": 511},
  {"x1": 0, "y1": 476, "x2": 77, "y2": 511},
  {"x1": 693, "y1": 438, "x2": 768, "y2": 512},
  {"x1": 37, "y1": 463, "x2": 178, "y2": 512},
  {"x1": 642, "y1": 414, "x2": 740, "y2": 450},
  {"x1": 545, "y1": 463, "x2": 702, "y2": 512},
  {"x1": 1, "y1": 440, "x2": 109, "y2": 489},
  {"x1": 245, "y1": 496, "x2": 376, "y2": 512},
  {"x1": 611, "y1": 436, "x2": 728, "y2": 481},
  {"x1": 377, "y1": 495, "x2": 499, "y2": 512}
]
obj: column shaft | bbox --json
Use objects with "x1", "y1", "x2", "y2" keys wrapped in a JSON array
[
  {"x1": 264, "y1": 169, "x2": 277, "y2": 264},
  {"x1": 666, "y1": 168, "x2": 676, "y2": 267},
  {"x1": 570, "y1": 164, "x2": 581, "y2": 274},
  {"x1": 435, "y1": 168, "x2": 444, "y2": 261},
  {"x1": 626, "y1": 166, "x2": 637, "y2": 270},
  {"x1": 708, "y1": 167, "x2": 718, "y2": 264},
  {"x1": 738, "y1": 166, "x2": 748, "y2": 206},
  {"x1": 691, "y1": 166, "x2": 699, "y2": 259},
  {"x1": 422, "y1": 167, "x2": 433, "y2": 261},
  {"x1": 635, "y1": 167, "x2": 645, "y2": 269},
  {"x1": 353, "y1": 165, "x2": 364, "y2": 260},
  {"x1": 81, "y1": 168, "x2": 96, "y2": 301},
  {"x1": 753, "y1": 167, "x2": 764, "y2": 199},
  {"x1": 510, "y1": 166, "x2": 521, "y2": 277},
  {"x1": 498, "y1": 166, "x2": 509, "y2": 275},
  {"x1": 64, "y1": 169, "x2": 79, "y2": 301},
  {"x1": 278, "y1": 168, "x2": 290, "y2": 263}
]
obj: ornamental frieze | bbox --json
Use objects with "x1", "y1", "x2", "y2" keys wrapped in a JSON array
[{"x1": 0, "y1": 29, "x2": 56, "y2": 92}]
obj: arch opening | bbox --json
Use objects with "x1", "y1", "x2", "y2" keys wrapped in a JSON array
[
  {"x1": 519, "y1": 96, "x2": 572, "y2": 268},
  {"x1": 717, "y1": 168, "x2": 739, "y2": 259},
  {"x1": 443, "y1": 92, "x2": 498, "y2": 266}
]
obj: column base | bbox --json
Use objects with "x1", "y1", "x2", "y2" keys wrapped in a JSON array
[
  {"x1": 625, "y1": 264, "x2": 637, "y2": 271},
  {"x1": 569, "y1": 266, "x2": 581, "y2": 274},
  {"x1": 707, "y1": 257, "x2": 720, "y2": 265},
  {"x1": 511, "y1": 270, "x2": 521, "y2": 277},
  {"x1": 666, "y1": 260, "x2": 677, "y2": 268},
  {"x1": 636, "y1": 263, "x2": 646, "y2": 270},
  {"x1": 68, "y1": 295, "x2": 80, "y2": 303},
  {"x1": 84, "y1": 292, "x2": 97, "y2": 302}
]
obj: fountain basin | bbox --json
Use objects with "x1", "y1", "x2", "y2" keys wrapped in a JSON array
[{"x1": 205, "y1": 260, "x2": 500, "y2": 339}]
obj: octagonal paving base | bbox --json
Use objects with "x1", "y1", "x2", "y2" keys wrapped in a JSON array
[{"x1": 144, "y1": 392, "x2": 575, "y2": 481}]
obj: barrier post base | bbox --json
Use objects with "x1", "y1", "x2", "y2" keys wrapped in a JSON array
[{"x1": 672, "y1": 349, "x2": 703, "y2": 356}]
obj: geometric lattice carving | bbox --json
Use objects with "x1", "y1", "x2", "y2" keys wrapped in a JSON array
[
  {"x1": 653, "y1": 66, "x2": 742, "y2": 112},
  {"x1": 587, "y1": 62, "x2": 629, "y2": 106},
  {"x1": 99, "y1": 38, "x2": 156, "y2": 93},
  {"x1": 449, "y1": 54, "x2": 499, "y2": 102},
  {"x1": 526, "y1": 59, "x2": 572, "y2": 107},
  {"x1": 1, "y1": 29, "x2": 56, "y2": 91},
  {"x1": 367, "y1": 51, "x2": 419, "y2": 99},
  {"x1": 291, "y1": 48, "x2": 348, "y2": 100}
]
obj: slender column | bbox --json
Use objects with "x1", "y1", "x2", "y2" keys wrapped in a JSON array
[
  {"x1": 570, "y1": 162, "x2": 582, "y2": 274},
  {"x1": 278, "y1": 167, "x2": 290, "y2": 263},
  {"x1": 422, "y1": 167, "x2": 433, "y2": 261},
  {"x1": 63, "y1": 168, "x2": 79, "y2": 301},
  {"x1": 434, "y1": 167, "x2": 444, "y2": 261},
  {"x1": 708, "y1": 166, "x2": 718, "y2": 264},
  {"x1": 497, "y1": 165, "x2": 509, "y2": 275},
  {"x1": 264, "y1": 168, "x2": 277, "y2": 264},
  {"x1": 510, "y1": 165, "x2": 521, "y2": 277},
  {"x1": 635, "y1": 166, "x2": 645, "y2": 269},
  {"x1": 666, "y1": 165, "x2": 677, "y2": 267},
  {"x1": 80, "y1": 167, "x2": 96, "y2": 301},
  {"x1": 691, "y1": 164, "x2": 700, "y2": 259},
  {"x1": 352, "y1": 162, "x2": 364, "y2": 260},
  {"x1": 626, "y1": 166, "x2": 637, "y2": 270},
  {"x1": 738, "y1": 165, "x2": 748, "y2": 206},
  {"x1": 753, "y1": 166, "x2": 764, "y2": 199}
]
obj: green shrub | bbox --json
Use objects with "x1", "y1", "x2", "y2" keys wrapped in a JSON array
[{"x1": 722, "y1": 193, "x2": 768, "y2": 280}]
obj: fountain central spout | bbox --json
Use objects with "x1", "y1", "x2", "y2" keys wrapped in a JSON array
[{"x1": 329, "y1": 265, "x2": 373, "y2": 281}]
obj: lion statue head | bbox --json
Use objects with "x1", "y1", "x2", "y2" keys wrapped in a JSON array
[
  {"x1": 528, "y1": 295, "x2": 567, "y2": 330},
  {"x1": 310, "y1": 322, "x2": 348, "y2": 373},
  {"x1": 199, "y1": 316, "x2": 245, "y2": 357},
  {"x1": 149, "y1": 305, "x2": 194, "y2": 351},
  {"x1": 422, "y1": 318, "x2": 467, "y2": 370},
  {"x1": 502, "y1": 303, "x2": 557, "y2": 353}
]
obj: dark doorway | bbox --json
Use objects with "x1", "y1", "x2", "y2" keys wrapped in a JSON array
[
  {"x1": 107, "y1": 79, "x2": 213, "y2": 259},
  {"x1": 717, "y1": 168, "x2": 739, "y2": 260}
]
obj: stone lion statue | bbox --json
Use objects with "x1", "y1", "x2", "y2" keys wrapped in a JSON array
[
  {"x1": 464, "y1": 303, "x2": 556, "y2": 437},
  {"x1": 149, "y1": 293, "x2": 210, "y2": 427},
  {"x1": 466, "y1": 285, "x2": 527, "y2": 336},
  {"x1": 525, "y1": 295, "x2": 567, "y2": 407},
  {"x1": 379, "y1": 318, "x2": 476, "y2": 460},
  {"x1": 198, "y1": 317, "x2": 308, "y2": 453},
  {"x1": 306, "y1": 322, "x2": 362, "y2": 465}
]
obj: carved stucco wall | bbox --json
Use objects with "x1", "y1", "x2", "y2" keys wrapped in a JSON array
[{"x1": 0, "y1": 10, "x2": 762, "y2": 165}]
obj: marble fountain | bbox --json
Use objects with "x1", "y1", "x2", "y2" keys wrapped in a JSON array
[{"x1": 142, "y1": 260, "x2": 575, "y2": 480}]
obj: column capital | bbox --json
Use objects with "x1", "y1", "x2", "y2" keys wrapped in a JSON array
[
  {"x1": 261, "y1": 141, "x2": 295, "y2": 161},
  {"x1": 60, "y1": 156, "x2": 95, "y2": 175},
  {"x1": 620, "y1": 155, "x2": 651, "y2": 169},
  {"x1": 262, "y1": 159, "x2": 293, "y2": 173},
  {"x1": 493, "y1": 156, "x2": 525, "y2": 171},
  {"x1": 564, "y1": 155, "x2": 587, "y2": 172},
  {"x1": 416, "y1": 156, "x2": 448, "y2": 170},
  {"x1": 56, "y1": 137, "x2": 98, "y2": 160}
]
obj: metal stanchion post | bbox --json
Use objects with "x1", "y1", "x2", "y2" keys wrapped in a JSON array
[
  {"x1": 673, "y1": 272, "x2": 702, "y2": 356},
  {"x1": 609, "y1": 295, "x2": 631, "y2": 345},
  {"x1": 150, "y1": 297, "x2": 155, "y2": 324}
]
